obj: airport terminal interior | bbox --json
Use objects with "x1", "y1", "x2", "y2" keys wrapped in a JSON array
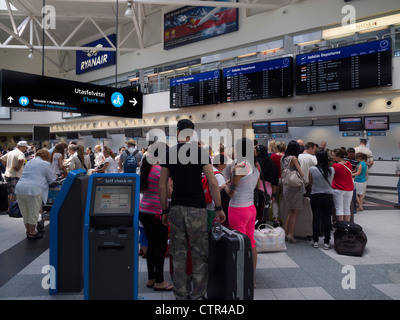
[{"x1": 1, "y1": 0, "x2": 400, "y2": 301}]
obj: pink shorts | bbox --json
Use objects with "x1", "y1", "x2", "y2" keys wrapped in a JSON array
[{"x1": 228, "y1": 205, "x2": 256, "y2": 248}]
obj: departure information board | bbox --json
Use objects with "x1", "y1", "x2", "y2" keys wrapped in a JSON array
[
  {"x1": 170, "y1": 70, "x2": 222, "y2": 108},
  {"x1": 296, "y1": 39, "x2": 392, "y2": 95},
  {"x1": 223, "y1": 57, "x2": 293, "y2": 102}
]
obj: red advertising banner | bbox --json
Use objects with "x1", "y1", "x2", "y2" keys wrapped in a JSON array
[{"x1": 164, "y1": 0, "x2": 238, "y2": 50}]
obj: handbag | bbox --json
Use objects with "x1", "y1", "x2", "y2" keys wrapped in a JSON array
[
  {"x1": 281, "y1": 168, "x2": 303, "y2": 187},
  {"x1": 254, "y1": 224, "x2": 287, "y2": 253},
  {"x1": 281, "y1": 156, "x2": 304, "y2": 188},
  {"x1": 254, "y1": 162, "x2": 271, "y2": 221}
]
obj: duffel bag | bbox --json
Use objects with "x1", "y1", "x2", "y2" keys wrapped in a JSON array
[
  {"x1": 333, "y1": 220, "x2": 362, "y2": 234},
  {"x1": 334, "y1": 228, "x2": 367, "y2": 257}
]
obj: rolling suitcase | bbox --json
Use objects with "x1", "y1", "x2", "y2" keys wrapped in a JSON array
[{"x1": 207, "y1": 224, "x2": 254, "y2": 300}]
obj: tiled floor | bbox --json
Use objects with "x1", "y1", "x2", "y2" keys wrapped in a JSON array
[{"x1": 0, "y1": 190, "x2": 399, "y2": 300}]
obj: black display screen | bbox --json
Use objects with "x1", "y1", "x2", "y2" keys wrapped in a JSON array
[
  {"x1": 338, "y1": 117, "x2": 363, "y2": 131},
  {"x1": 33, "y1": 126, "x2": 50, "y2": 141},
  {"x1": 0, "y1": 69, "x2": 143, "y2": 118},
  {"x1": 296, "y1": 39, "x2": 392, "y2": 95},
  {"x1": 252, "y1": 122, "x2": 269, "y2": 134},
  {"x1": 223, "y1": 57, "x2": 293, "y2": 102},
  {"x1": 170, "y1": 70, "x2": 222, "y2": 108},
  {"x1": 269, "y1": 121, "x2": 288, "y2": 133},
  {"x1": 67, "y1": 132, "x2": 79, "y2": 140},
  {"x1": 92, "y1": 131, "x2": 107, "y2": 139},
  {"x1": 364, "y1": 116, "x2": 389, "y2": 131}
]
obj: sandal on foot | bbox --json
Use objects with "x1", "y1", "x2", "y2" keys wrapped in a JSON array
[
  {"x1": 27, "y1": 233, "x2": 43, "y2": 240},
  {"x1": 154, "y1": 283, "x2": 174, "y2": 291},
  {"x1": 146, "y1": 279, "x2": 155, "y2": 288}
]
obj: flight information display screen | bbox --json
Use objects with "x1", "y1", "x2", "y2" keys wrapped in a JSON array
[
  {"x1": 269, "y1": 121, "x2": 288, "y2": 133},
  {"x1": 364, "y1": 116, "x2": 389, "y2": 131},
  {"x1": 338, "y1": 117, "x2": 363, "y2": 132},
  {"x1": 223, "y1": 57, "x2": 293, "y2": 102},
  {"x1": 170, "y1": 70, "x2": 222, "y2": 108},
  {"x1": 296, "y1": 39, "x2": 392, "y2": 95}
]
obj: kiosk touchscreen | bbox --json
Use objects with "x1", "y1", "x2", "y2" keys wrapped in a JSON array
[{"x1": 84, "y1": 174, "x2": 139, "y2": 300}]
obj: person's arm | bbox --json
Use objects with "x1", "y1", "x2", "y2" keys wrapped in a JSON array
[
  {"x1": 167, "y1": 179, "x2": 173, "y2": 199},
  {"x1": 159, "y1": 167, "x2": 170, "y2": 226},
  {"x1": 228, "y1": 164, "x2": 247, "y2": 198},
  {"x1": 58, "y1": 155, "x2": 66, "y2": 172},
  {"x1": 308, "y1": 171, "x2": 313, "y2": 186},
  {"x1": 14, "y1": 158, "x2": 25, "y2": 172},
  {"x1": 93, "y1": 161, "x2": 108, "y2": 173},
  {"x1": 203, "y1": 164, "x2": 225, "y2": 224},
  {"x1": 352, "y1": 163, "x2": 362, "y2": 177}
]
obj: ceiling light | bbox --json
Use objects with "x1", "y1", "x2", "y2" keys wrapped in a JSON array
[
  {"x1": 28, "y1": 49, "x2": 34, "y2": 59},
  {"x1": 125, "y1": 1, "x2": 133, "y2": 18}
]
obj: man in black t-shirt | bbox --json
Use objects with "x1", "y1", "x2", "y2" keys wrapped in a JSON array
[{"x1": 159, "y1": 119, "x2": 225, "y2": 300}]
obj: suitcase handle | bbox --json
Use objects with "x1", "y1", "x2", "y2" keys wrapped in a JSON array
[{"x1": 211, "y1": 222, "x2": 224, "y2": 241}]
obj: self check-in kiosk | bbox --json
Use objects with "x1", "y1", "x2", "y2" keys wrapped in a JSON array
[
  {"x1": 49, "y1": 169, "x2": 89, "y2": 295},
  {"x1": 83, "y1": 173, "x2": 140, "y2": 300}
]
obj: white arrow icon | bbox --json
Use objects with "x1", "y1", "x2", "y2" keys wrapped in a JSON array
[
  {"x1": 129, "y1": 98, "x2": 137, "y2": 106},
  {"x1": 7, "y1": 96, "x2": 14, "y2": 103}
]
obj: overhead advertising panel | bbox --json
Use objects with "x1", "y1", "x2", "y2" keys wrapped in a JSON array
[
  {"x1": 0, "y1": 69, "x2": 143, "y2": 118},
  {"x1": 170, "y1": 70, "x2": 222, "y2": 108},
  {"x1": 164, "y1": 0, "x2": 238, "y2": 50},
  {"x1": 76, "y1": 34, "x2": 116, "y2": 75},
  {"x1": 296, "y1": 39, "x2": 392, "y2": 95}
]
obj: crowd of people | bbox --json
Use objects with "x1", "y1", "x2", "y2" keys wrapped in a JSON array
[{"x1": 1, "y1": 122, "x2": 400, "y2": 301}]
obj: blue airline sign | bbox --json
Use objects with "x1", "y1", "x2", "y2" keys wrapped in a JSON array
[{"x1": 76, "y1": 34, "x2": 116, "y2": 75}]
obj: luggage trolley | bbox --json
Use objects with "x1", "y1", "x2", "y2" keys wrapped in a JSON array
[{"x1": 37, "y1": 177, "x2": 66, "y2": 232}]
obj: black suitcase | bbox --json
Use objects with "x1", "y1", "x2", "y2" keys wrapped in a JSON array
[
  {"x1": 207, "y1": 224, "x2": 254, "y2": 300},
  {"x1": 333, "y1": 221, "x2": 367, "y2": 257},
  {"x1": 0, "y1": 182, "x2": 8, "y2": 212}
]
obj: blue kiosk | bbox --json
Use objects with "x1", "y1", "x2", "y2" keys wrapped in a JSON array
[
  {"x1": 83, "y1": 173, "x2": 140, "y2": 300},
  {"x1": 49, "y1": 169, "x2": 89, "y2": 295}
]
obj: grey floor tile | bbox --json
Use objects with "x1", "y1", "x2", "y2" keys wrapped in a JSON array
[
  {"x1": 271, "y1": 288, "x2": 306, "y2": 300},
  {"x1": 254, "y1": 288, "x2": 277, "y2": 300},
  {"x1": 297, "y1": 287, "x2": 334, "y2": 300}
]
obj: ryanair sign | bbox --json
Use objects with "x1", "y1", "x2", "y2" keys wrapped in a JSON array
[{"x1": 76, "y1": 34, "x2": 116, "y2": 75}]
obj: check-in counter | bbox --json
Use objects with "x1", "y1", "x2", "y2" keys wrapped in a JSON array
[{"x1": 367, "y1": 159, "x2": 399, "y2": 190}]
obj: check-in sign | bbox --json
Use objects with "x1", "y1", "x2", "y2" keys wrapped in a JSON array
[
  {"x1": 0, "y1": 69, "x2": 142, "y2": 118},
  {"x1": 76, "y1": 34, "x2": 116, "y2": 75}
]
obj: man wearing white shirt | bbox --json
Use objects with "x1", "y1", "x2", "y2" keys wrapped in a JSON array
[{"x1": 298, "y1": 142, "x2": 318, "y2": 195}]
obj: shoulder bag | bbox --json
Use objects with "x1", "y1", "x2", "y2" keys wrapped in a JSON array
[{"x1": 281, "y1": 156, "x2": 304, "y2": 188}]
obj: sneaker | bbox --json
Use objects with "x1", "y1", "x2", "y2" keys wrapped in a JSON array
[
  {"x1": 312, "y1": 242, "x2": 319, "y2": 248},
  {"x1": 323, "y1": 243, "x2": 332, "y2": 250}
]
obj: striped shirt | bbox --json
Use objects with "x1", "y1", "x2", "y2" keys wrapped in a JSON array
[{"x1": 139, "y1": 165, "x2": 162, "y2": 214}]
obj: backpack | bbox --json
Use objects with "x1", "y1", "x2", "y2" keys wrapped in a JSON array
[
  {"x1": 123, "y1": 149, "x2": 139, "y2": 173},
  {"x1": 202, "y1": 171, "x2": 222, "y2": 204},
  {"x1": 9, "y1": 201, "x2": 22, "y2": 218}
]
